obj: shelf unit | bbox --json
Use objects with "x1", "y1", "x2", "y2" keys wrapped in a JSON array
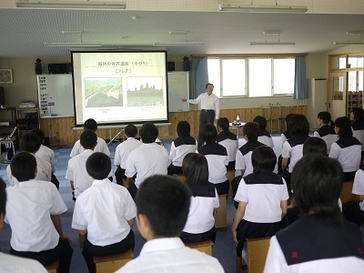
[
  {"x1": 16, "y1": 108, "x2": 40, "y2": 141},
  {"x1": 347, "y1": 91, "x2": 363, "y2": 113}
]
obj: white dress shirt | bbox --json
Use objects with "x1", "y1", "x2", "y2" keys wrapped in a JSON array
[
  {"x1": 125, "y1": 143, "x2": 169, "y2": 188},
  {"x1": 5, "y1": 180, "x2": 67, "y2": 252},
  {"x1": 0, "y1": 252, "x2": 48, "y2": 273},
  {"x1": 72, "y1": 179, "x2": 136, "y2": 246},
  {"x1": 114, "y1": 137, "x2": 142, "y2": 169},
  {"x1": 70, "y1": 136, "x2": 110, "y2": 157},
  {"x1": 188, "y1": 93, "x2": 220, "y2": 119},
  {"x1": 115, "y1": 237, "x2": 224, "y2": 273},
  {"x1": 353, "y1": 169, "x2": 364, "y2": 211}
]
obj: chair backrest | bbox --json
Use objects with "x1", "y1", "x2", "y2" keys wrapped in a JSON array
[
  {"x1": 340, "y1": 181, "x2": 355, "y2": 203},
  {"x1": 246, "y1": 237, "x2": 271, "y2": 273}
]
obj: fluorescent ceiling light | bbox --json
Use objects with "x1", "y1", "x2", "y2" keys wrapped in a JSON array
[
  {"x1": 219, "y1": 4, "x2": 307, "y2": 13},
  {"x1": 153, "y1": 42, "x2": 205, "y2": 46},
  {"x1": 44, "y1": 42, "x2": 102, "y2": 47},
  {"x1": 334, "y1": 41, "x2": 364, "y2": 45},
  {"x1": 16, "y1": 0, "x2": 126, "y2": 9},
  {"x1": 250, "y1": 42, "x2": 295, "y2": 45}
]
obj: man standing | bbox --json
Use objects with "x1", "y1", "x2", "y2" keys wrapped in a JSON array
[{"x1": 182, "y1": 83, "x2": 220, "y2": 146}]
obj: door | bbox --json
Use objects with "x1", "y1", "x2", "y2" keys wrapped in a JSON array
[{"x1": 329, "y1": 72, "x2": 346, "y2": 120}]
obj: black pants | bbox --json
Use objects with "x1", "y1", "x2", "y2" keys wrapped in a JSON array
[
  {"x1": 82, "y1": 230, "x2": 135, "y2": 273},
  {"x1": 168, "y1": 164, "x2": 183, "y2": 175},
  {"x1": 180, "y1": 226, "x2": 217, "y2": 244},
  {"x1": 128, "y1": 183, "x2": 138, "y2": 201},
  {"x1": 51, "y1": 173, "x2": 60, "y2": 189},
  {"x1": 10, "y1": 237, "x2": 73, "y2": 273},
  {"x1": 215, "y1": 180, "x2": 229, "y2": 195},
  {"x1": 198, "y1": 109, "x2": 215, "y2": 147},
  {"x1": 343, "y1": 201, "x2": 364, "y2": 226},
  {"x1": 115, "y1": 166, "x2": 126, "y2": 186}
]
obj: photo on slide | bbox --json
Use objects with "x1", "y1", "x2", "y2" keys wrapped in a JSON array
[
  {"x1": 84, "y1": 77, "x2": 123, "y2": 107},
  {"x1": 126, "y1": 77, "x2": 164, "y2": 107}
]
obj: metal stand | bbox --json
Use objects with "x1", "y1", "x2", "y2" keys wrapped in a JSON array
[{"x1": 107, "y1": 129, "x2": 124, "y2": 145}]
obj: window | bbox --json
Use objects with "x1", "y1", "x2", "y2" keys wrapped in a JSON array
[{"x1": 207, "y1": 56, "x2": 295, "y2": 98}]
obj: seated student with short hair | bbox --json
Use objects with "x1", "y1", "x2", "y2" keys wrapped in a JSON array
[
  {"x1": 232, "y1": 146, "x2": 288, "y2": 264},
  {"x1": 5, "y1": 152, "x2": 73, "y2": 273},
  {"x1": 199, "y1": 123, "x2": 229, "y2": 195},
  {"x1": 6, "y1": 132, "x2": 52, "y2": 186},
  {"x1": 264, "y1": 154, "x2": 364, "y2": 272},
  {"x1": 217, "y1": 117, "x2": 238, "y2": 170},
  {"x1": 253, "y1": 115, "x2": 274, "y2": 148},
  {"x1": 180, "y1": 153, "x2": 219, "y2": 244},
  {"x1": 66, "y1": 130, "x2": 112, "y2": 200},
  {"x1": 70, "y1": 118, "x2": 110, "y2": 157},
  {"x1": 72, "y1": 152, "x2": 136, "y2": 273},
  {"x1": 125, "y1": 122, "x2": 169, "y2": 200},
  {"x1": 329, "y1": 116, "x2": 361, "y2": 181},
  {"x1": 168, "y1": 121, "x2": 198, "y2": 175},
  {"x1": 0, "y1": 178, "x2": 48, "y2": 273},
  {"x1": 114, "y1": 124, "x2": 142, "y2": 185},
  {"x1": 115, "y1": 175, "x2": 224, "y2": 273},
  {"x1": 32, "y1": 128, "x2": 60, "y2": 189},
  {"x1": 313, "y1": 111, "x2": 337, "y2": 154}
]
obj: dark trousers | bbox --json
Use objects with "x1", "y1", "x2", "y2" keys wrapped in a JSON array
[
  {"x1": 51, "y1": 173, "x2": 60, "y2": 189},
  {"x1": 215, "y1": 180, "x2": 229, "y2": 195},
  {"x1": 128, "y1": 183, "x2": 138, "y2": 201},
  {"x1": 82, "y1": 230, "x2": 135, "y2": 273},
  {"x1": 180, "y1": 226, "x2": 217, "y2": 244},
  {"x1": 168, "y1": 164, "x2": 183, "y2": 175},
  {"x1": 115, "y1": 166, "x2": 126, "y2": 186},
  {"x1": 232, "y1": 175, "x2": 242, "y2": 208},
  {"x1": 198, "y1": 109, "x2": 215, "y2": 147},
  {"x1": 10, "y1": 237, "x2": 73, "y2": 273},
  {"x1": 343, "y1": 201, "x2": 364, "y2": 226}
]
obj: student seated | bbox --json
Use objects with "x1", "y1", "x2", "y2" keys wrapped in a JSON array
[
  {"x1": 264, "y1": 154, "x2": 364, "y2": 272},
  {"x1": 72, "y1": 152, "x2": 136, "y2": 273},
  {"x1": 180, "y1": 153, "x2": 219, "y2": 243},
  {"x1": 70, "y1": 118, "x2": 110, "y2": 157},
  {"x1": 32, "y1": 128, "x2": 60, "y2": 189},
  {"x1": 253, "y1": 115, "x2": 274, "y2": 148},
  {"x1": 115, "y1": 175, "x2": 224, "y2": 273},
  {"x1": 217, "y1": 117, "x2": 238, "y2": 170},
  {"x1": 0, "y1": 178, "x2": 48, "y2": 272},
  {"x1": 329, "y1": 116, "x2": 361, "y2": 181},
  {"x1": 199, "y1": 123, "x2": 229, "y2": 195},
  {"x1": 232, "y1": 146, "x2": 288, "y2": 262},
  {"x1": 313, "y1": 111, "x2": 338, "y2": 154},
  {"x1": 350, "y1": 107, "x2": 364, "y2": 149},
  {"x1": 6, "y1": 132, "x2": 52, "y2": 186},
  {"x1": 114, "y1": 124, "x2": 142, "y2": 185},
  {"x1": 125, "y1": 122, "x2": 169, "y2": 200},
  {"x1": 168, "y1": 121, "x2": 198, "y2": 175},
  {"x1": 5, "y1": 152, "x2": 73, "y2": 273}
]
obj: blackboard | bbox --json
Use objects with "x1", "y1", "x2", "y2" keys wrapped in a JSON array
[
  {"x1": 168, "y1": 72, "x2": 190, "y2": 112},
  {"x1": 37, "y1": 74, "x2": 74, "y2": 118},
  {"x1": 37, "y1": 72, "x2": 190, "y2": 118}
]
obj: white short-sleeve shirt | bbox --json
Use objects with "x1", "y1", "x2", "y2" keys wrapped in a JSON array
[
  {"x1": 114, "y1": 137, "x2": 142, "y2": 169},
  {"x1": 35, "y1": 144, "x2": 56, "y2": 172},
  {"x1": 353, "y1": 169, "x2": 364, "y2": 211},
  {"x1": 70, "y1": 136, "x2": 110, "y2": 157},
  {"x1": 72, "y1": 178, "x2": 136, "y2": 246},
  {"x1": 0, "y1": 252, "x2": 48, "y2": 273},
  {"x1": 5, "y1": 180, "x2": 67, "y2": 252}
]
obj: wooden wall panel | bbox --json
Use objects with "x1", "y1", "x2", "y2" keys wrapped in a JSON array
[{"x1": 39, "y1": 106, "x2": 307, "y2": 146}]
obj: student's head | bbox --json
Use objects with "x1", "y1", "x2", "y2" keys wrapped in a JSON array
[
  {"x1": 136, "y1": 175, "x2": 191, "y2": 239},
  {"x1": 182, "y1": 153, "x2": 209, "y2": 185},
  {"x1": 303, "y1": 137, "x2": 327, "y2": 156},
  {"x1": 31, "y1": 128, "x2": 45, "y2": 143},
  {"x1": 0, "y1": 178, "x2": 6, "y2": 228},
  {"x1": 10, "y1": 152, "x2": 37, "y2": 182},
  {"x1": 86, "y1": 152, "x2": 111, "y2": 180},
  {"x1": 334, "y1": 116, "x2": 352, "y2": 138},
  {"x1": 253, "y1": 115, "x2": 267, "y2": 130},
  {"x1": 350, "y1": 107, "x2": 364, "y2": 123},
  {"x1": 124, "y1": 124, "x2": 138, "y2": 138},
  {"x1": 289, "y1": 114, "x2": 309, "y2": 135},
  {"x1": 317, "y1": 111, "x2": 332, "y2": 125},
  {"x1": 80, "y1": 129, "x2": 97, "y2": 149},
  {"x1": 217, "y1": 117, "x2": 229, "y2": 132},
  {"x1": 200, "y1": 123, "x2": 217, "y2": 144},
  {"x1": 291, "y1": 154, "x2": 343, "y2": 222},
  {"x1": 84, "y1": 118, "x2": 98, "y2": 131},
  {"x1": 285, "y1": 114, "x2": 295, "y2": 130},
  {"x1": 176, "y1": 121, "x2": 191, "y2": 137},
  {"x1": 242, "y1": 122, "x2": 259, "y2": 141},
  {"x1": 139, "y1": 122, "x2": 158, "y2": 143},
  {"x1": 20, "y1": 132, "x2": 41, "y2": 153},
  {"x1": 252, "y1": 146, "x2": 276, "y2": 174}
]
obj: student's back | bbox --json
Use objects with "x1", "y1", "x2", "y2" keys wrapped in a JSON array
[{"x1": 217, "y1": 117, "x2": 238, "y2": 170}]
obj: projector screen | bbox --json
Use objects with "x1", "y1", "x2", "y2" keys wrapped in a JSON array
[{"x1": 71, "y1": 51, "x2": 169, "y2": 127}]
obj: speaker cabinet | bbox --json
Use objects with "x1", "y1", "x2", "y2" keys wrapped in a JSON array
[
  {"x1": 167, "y1": 62, "x2": 175, "y2": 72},
  {"x1": 0, "y1": 86, "x2": 4, "y2": 106},
  {"x1": 48, "y1": 63, "x2": 71, "y2": 74}
]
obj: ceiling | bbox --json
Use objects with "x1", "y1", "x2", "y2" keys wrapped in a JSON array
[{"x1": 1, "y1": 7, "x2": 364, "y2": 58}]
